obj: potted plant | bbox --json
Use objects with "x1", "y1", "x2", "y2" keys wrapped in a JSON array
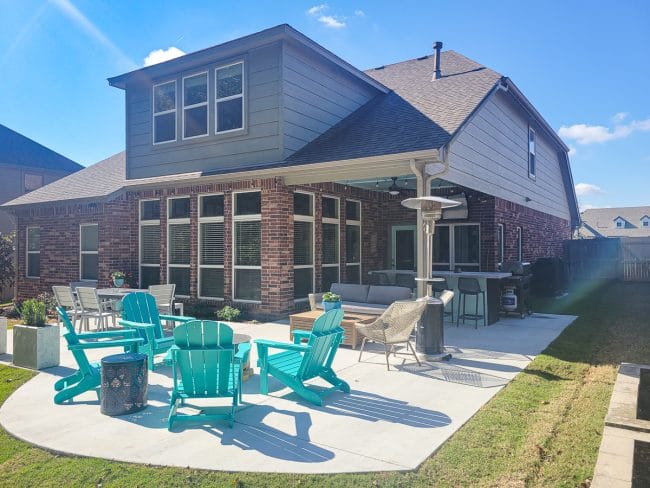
[
  {"x1": 12, "y1": 299, "x2": 60, "y2": 370},
  {"x1": 322, "y1": 292, "x2": 342, "y2": 312},
  {"x1": 110, "y1": 271, "x2": 126, "y2": 288}
]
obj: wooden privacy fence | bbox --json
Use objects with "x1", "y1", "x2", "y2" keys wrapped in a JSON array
[{"x1": 565, "y1": 237, "x2": 650, "y2": 282}]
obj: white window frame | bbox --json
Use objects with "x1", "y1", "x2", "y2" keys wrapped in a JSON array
[
  {"x1": 152, "y1": 80, "x2": 177, "y2": 145},
  {"x1": 198, "y1": 193, "x2": 225, "y2": 300},
  {"x1": 215, "y1": 61, "x2": 245, "y2": 135},
  {"x1": 293, "y1": 191, "x2": 315, "y2": 302},
  {"x1": 528, "y1": 126, "x2": 536, "y2": 179},
  {"x1": 139, "y1": 199, "x2": 161, "y2": 288},
  {"x1": 321, "y1": 195, "x2": 340, "y2": 289},
  {"x1": 232, "y1": 190, "x2": 262, "y2": 303},
  {"x1": 615, "y1": 218, "x2": 625, "y2": 228},
  {"x1": 182, "y1": 71, "x2": 209, "y2": 140},
  {"x1": 642, "y1": 217, "x2": 650, "y2": 228},
  {"x1": 79, "y1": 223, "x2": 99, "y2": 281},
  {"x1": 345, "y1": 199, "x2": 362, "y2": 284},
  {"x1": 516, "y1": 226, "x2": 523, "y2": 262},
  {"x1": 26, "y1": 226, "x2": 40, "y2": 278},
  {"x1": 432, "y1": 223, "x2": 482, "y2": 271},
  {"x1": 167, "y1": 196, "x2": 191, "y2": 298},
  {"x1": 24, "y1": 173, "x2": 44, "y2": 192}
]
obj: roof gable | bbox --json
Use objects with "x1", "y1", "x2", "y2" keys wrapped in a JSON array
[{"x1": 0, "y1": 124, "x2": 82, "y2": 173}]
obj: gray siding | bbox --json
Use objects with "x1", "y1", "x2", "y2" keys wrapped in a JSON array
[
  {"x1": 281, "y1": 42, "x2": 379, "y2": 158},
  {"x1": 0, "y1": 164, "x2": 70, "y2": 234},
  {"x1": 447, "y1": 90, "x2": 571, "y2": 221},
  {"x1": 126, "y1": 43, "x2": 283, "y2": 179}
]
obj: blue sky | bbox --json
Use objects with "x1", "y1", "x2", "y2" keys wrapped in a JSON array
[{"x1": 0, "y1": 0, "x2": 648, "y2": 210}]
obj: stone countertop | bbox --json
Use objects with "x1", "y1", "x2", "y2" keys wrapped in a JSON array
[{"x1": 431, "y1": 271, "x2": 513, "y2": 280}]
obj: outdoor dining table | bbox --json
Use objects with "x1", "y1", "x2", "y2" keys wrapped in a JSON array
[{"x1": 95, "y1": 288, "x2": 148, "y2": 299}]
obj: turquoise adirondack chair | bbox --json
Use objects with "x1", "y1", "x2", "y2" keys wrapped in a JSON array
[
  {"x1": 119, "y1": 292, "x2": 195, "y2": 370},
  {"x1": 168, "y1": 320, "x2": 247, "y2": 430},
  {"x1": 255, "y1": 308, "x2": 350, "y2": 406},
  {"x1": 54, "y1": 306, "x2": 144, "y2": 405}
]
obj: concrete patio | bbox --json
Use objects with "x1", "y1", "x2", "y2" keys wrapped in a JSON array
[{"x1": 0, "y1": 313, "x2": 575, "y2": 474}]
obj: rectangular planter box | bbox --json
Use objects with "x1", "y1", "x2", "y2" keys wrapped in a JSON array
[
  {"x1": 12, "y1": 324, "x2": 60, "y2": 370},
  {"x1": 0, "y1": 317, "x2": 6, "y2": 355}
]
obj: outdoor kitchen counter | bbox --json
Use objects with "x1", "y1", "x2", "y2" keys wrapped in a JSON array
[{"x1": 431, "y1": 271, "x2": 512, "y2": 325}]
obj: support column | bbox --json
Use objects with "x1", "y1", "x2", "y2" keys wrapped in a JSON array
[{"x1": 410, "y1": 160, "x2": 428, "y2": 299}]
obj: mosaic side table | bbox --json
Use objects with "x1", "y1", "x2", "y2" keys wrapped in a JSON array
[{"x1": 101, "y1": 353, "x2": 148, "y2": 416}]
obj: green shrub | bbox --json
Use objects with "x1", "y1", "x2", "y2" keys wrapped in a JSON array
[
  {"x1": 216, "y1": 305, "x2": 242, "y2": 322},
  {"x1": 19, "y1": 299, "x2": 47, "y2": 326},
  {"x1": 35, "y1": 292, "x2": 58, "y2": 316}
]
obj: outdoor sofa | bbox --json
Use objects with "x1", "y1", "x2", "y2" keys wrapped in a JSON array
[{"x1": 308, "y1": 283, "x2": 414, "y2": 315}]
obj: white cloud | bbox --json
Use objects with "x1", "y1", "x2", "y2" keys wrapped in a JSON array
[
  {"x1": 355, "y1": 9, "x2": 365, "y2": 17},
  {"x1": 144, "y1": 46, "x2": 185, "y2": 67},
  {"x1": 612, "y1": 112, "x2": 629, "y2": 122},
  {"x1": 307, "y1": 4, "x2": 346, "y2": 28},
  {"x1": 558, "y1": 117, "x2": 650, "y2": 145},
  {"x1": 307, "y1": 4, "x2": 327, "y2": 16},
  {"x1": 568, "y1": 146, "x2": 577, "y2": 157},
  {"x1": 575, "y1": 183, "x2": 603, "y2": 196},
  {"x1": 317, "y1": 15, "x2": 346, "y2": 28},
  {"x1": 51, "y1": 0, "x2": 136, "y2": 69}
]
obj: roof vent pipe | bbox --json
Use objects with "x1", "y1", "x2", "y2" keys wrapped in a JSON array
[{"x1": 433, "y1": 41, "x2": 443, "y2": 79}]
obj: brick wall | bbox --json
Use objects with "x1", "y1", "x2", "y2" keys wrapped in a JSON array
[{"x1": 12, "y1": 179, "x2": 570, "y2": 317}]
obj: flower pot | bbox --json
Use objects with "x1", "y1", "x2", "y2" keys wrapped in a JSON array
[
  {"x1": 12, "y1": 324, "x2": 60, "y2": 370},
  {"x1": 0, "y1": 317, "x2": 6, "y2": 355},
  {"x1": 323, "y1": 300, "x2": 342, "y2": 312},
  {"x1": 113, "y1": 278, "x2": 125, "y2": 288}
]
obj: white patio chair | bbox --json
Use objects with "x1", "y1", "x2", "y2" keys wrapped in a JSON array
[
  {"x1": 149, "y1": 284, "x2": 184, "y2": 316},
  {"x1": 356, "y1": 300, "x2": 427, "y2": 370},
  {"x1": 76, "y1": 286, "x2": 116, "y2": 332},
  {"x1": 52, "y1": 286, "x2": 81, "y2": 331}
]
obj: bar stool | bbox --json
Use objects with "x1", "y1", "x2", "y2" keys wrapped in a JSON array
[
  {"x1": 431, "y1": 278, "x2": 454, "y2": 322},
  {"x1": 456, "y1": 277, "x2": 486, "y2": 329}
]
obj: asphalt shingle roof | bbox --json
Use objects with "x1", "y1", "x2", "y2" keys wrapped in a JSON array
[
  {"x1": 286, "y1": 50, "x2": 502, "y2": 165},
  {"x1": 2, "y1": 152, "x2": 202, "y2": 207},
  {"x1": 580, "y1": 206, "x2": 650, "y2": 238},
  {"x1": 0, "y1": 124, "x2": 82, "y2": 173}
]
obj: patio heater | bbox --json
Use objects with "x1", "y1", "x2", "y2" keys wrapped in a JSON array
[{"x1": 402, "y1": 196, "x2": 460, "y2": 361}]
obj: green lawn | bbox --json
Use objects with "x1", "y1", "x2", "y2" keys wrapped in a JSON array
[{"x1": 1, "y1": 281, "x2": 649, "y2": 487}]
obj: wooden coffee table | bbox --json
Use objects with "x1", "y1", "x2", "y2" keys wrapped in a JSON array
[{"x1": 289, "y1": 310, "x2": 377, "y2": 349}]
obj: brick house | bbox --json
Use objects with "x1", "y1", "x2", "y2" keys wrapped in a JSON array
[{"x1": 3, "y1": 24, "x2": 579, "y2": 318}]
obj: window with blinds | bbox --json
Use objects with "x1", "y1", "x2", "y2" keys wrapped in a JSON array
[
  {"x1": 233, "y1": 192, "x2": 261, "y2": 301},
  {"x1": 26, "y1": 227, "x2": 40, "y2": 278},
  {"x1": 80, "y1": 224, "x2": 98, "y2": 281},
  {"x1": 293, "y1": 192, "x2": 314, "y2": 300},
  {"x1": 139, "y1": 200, "x2": 160, "y2": 288},
  {"x1": 345, "y1": 201, "x2": 361, "y2": 284},
  {"x1": 321, "y1": 196, "x2": 340, "y2": 291},
  {"x1": 168, "y1": 197, "x2": 191, "y2": 296},
  {"x1": 199, "y1": 194, "x2": 225, "y2": 299}
]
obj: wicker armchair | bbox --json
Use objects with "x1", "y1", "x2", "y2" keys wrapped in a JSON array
[{"x1": 356, "y1": 300, "x2": 427, "y2": 370}]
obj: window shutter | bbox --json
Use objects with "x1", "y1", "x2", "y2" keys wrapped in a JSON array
[
  {"x1": 140, "y1": 225, "x2": 160, "y2": 264},
  {"x1": 293, "y1": 221, "x2": 313, "y2": 266},
  {"x1": 200, "y1": 222, "x2": 224, "y2": 265},
  {"x1": 169, "y1": 224, "x2": 190, "y2": 264},
  {"x1": 235, "y1": 221, "x2": 261, "y2": 266}
]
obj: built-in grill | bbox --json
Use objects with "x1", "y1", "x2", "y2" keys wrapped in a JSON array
[{"x1": 500, "y1": 261, "x2": 532, "y2": 318}]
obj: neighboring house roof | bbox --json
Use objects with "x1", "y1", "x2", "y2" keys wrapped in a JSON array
[
  {"x1": 579, "y1": 206, "x2": 650, "y2": 238},
  {"x1": 0, "y1": 124, "x2": 82, "y2": 173},
  {"x1": 286, "y1": 51, "x2": 502, "y2": 165},
  {"x1": 2, "y1": 152, "x2": 201, "y2": 207}
]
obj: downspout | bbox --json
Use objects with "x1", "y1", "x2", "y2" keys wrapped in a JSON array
[{"x1": 410, "y1": 153, "x2": 450, "y2": 297}]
